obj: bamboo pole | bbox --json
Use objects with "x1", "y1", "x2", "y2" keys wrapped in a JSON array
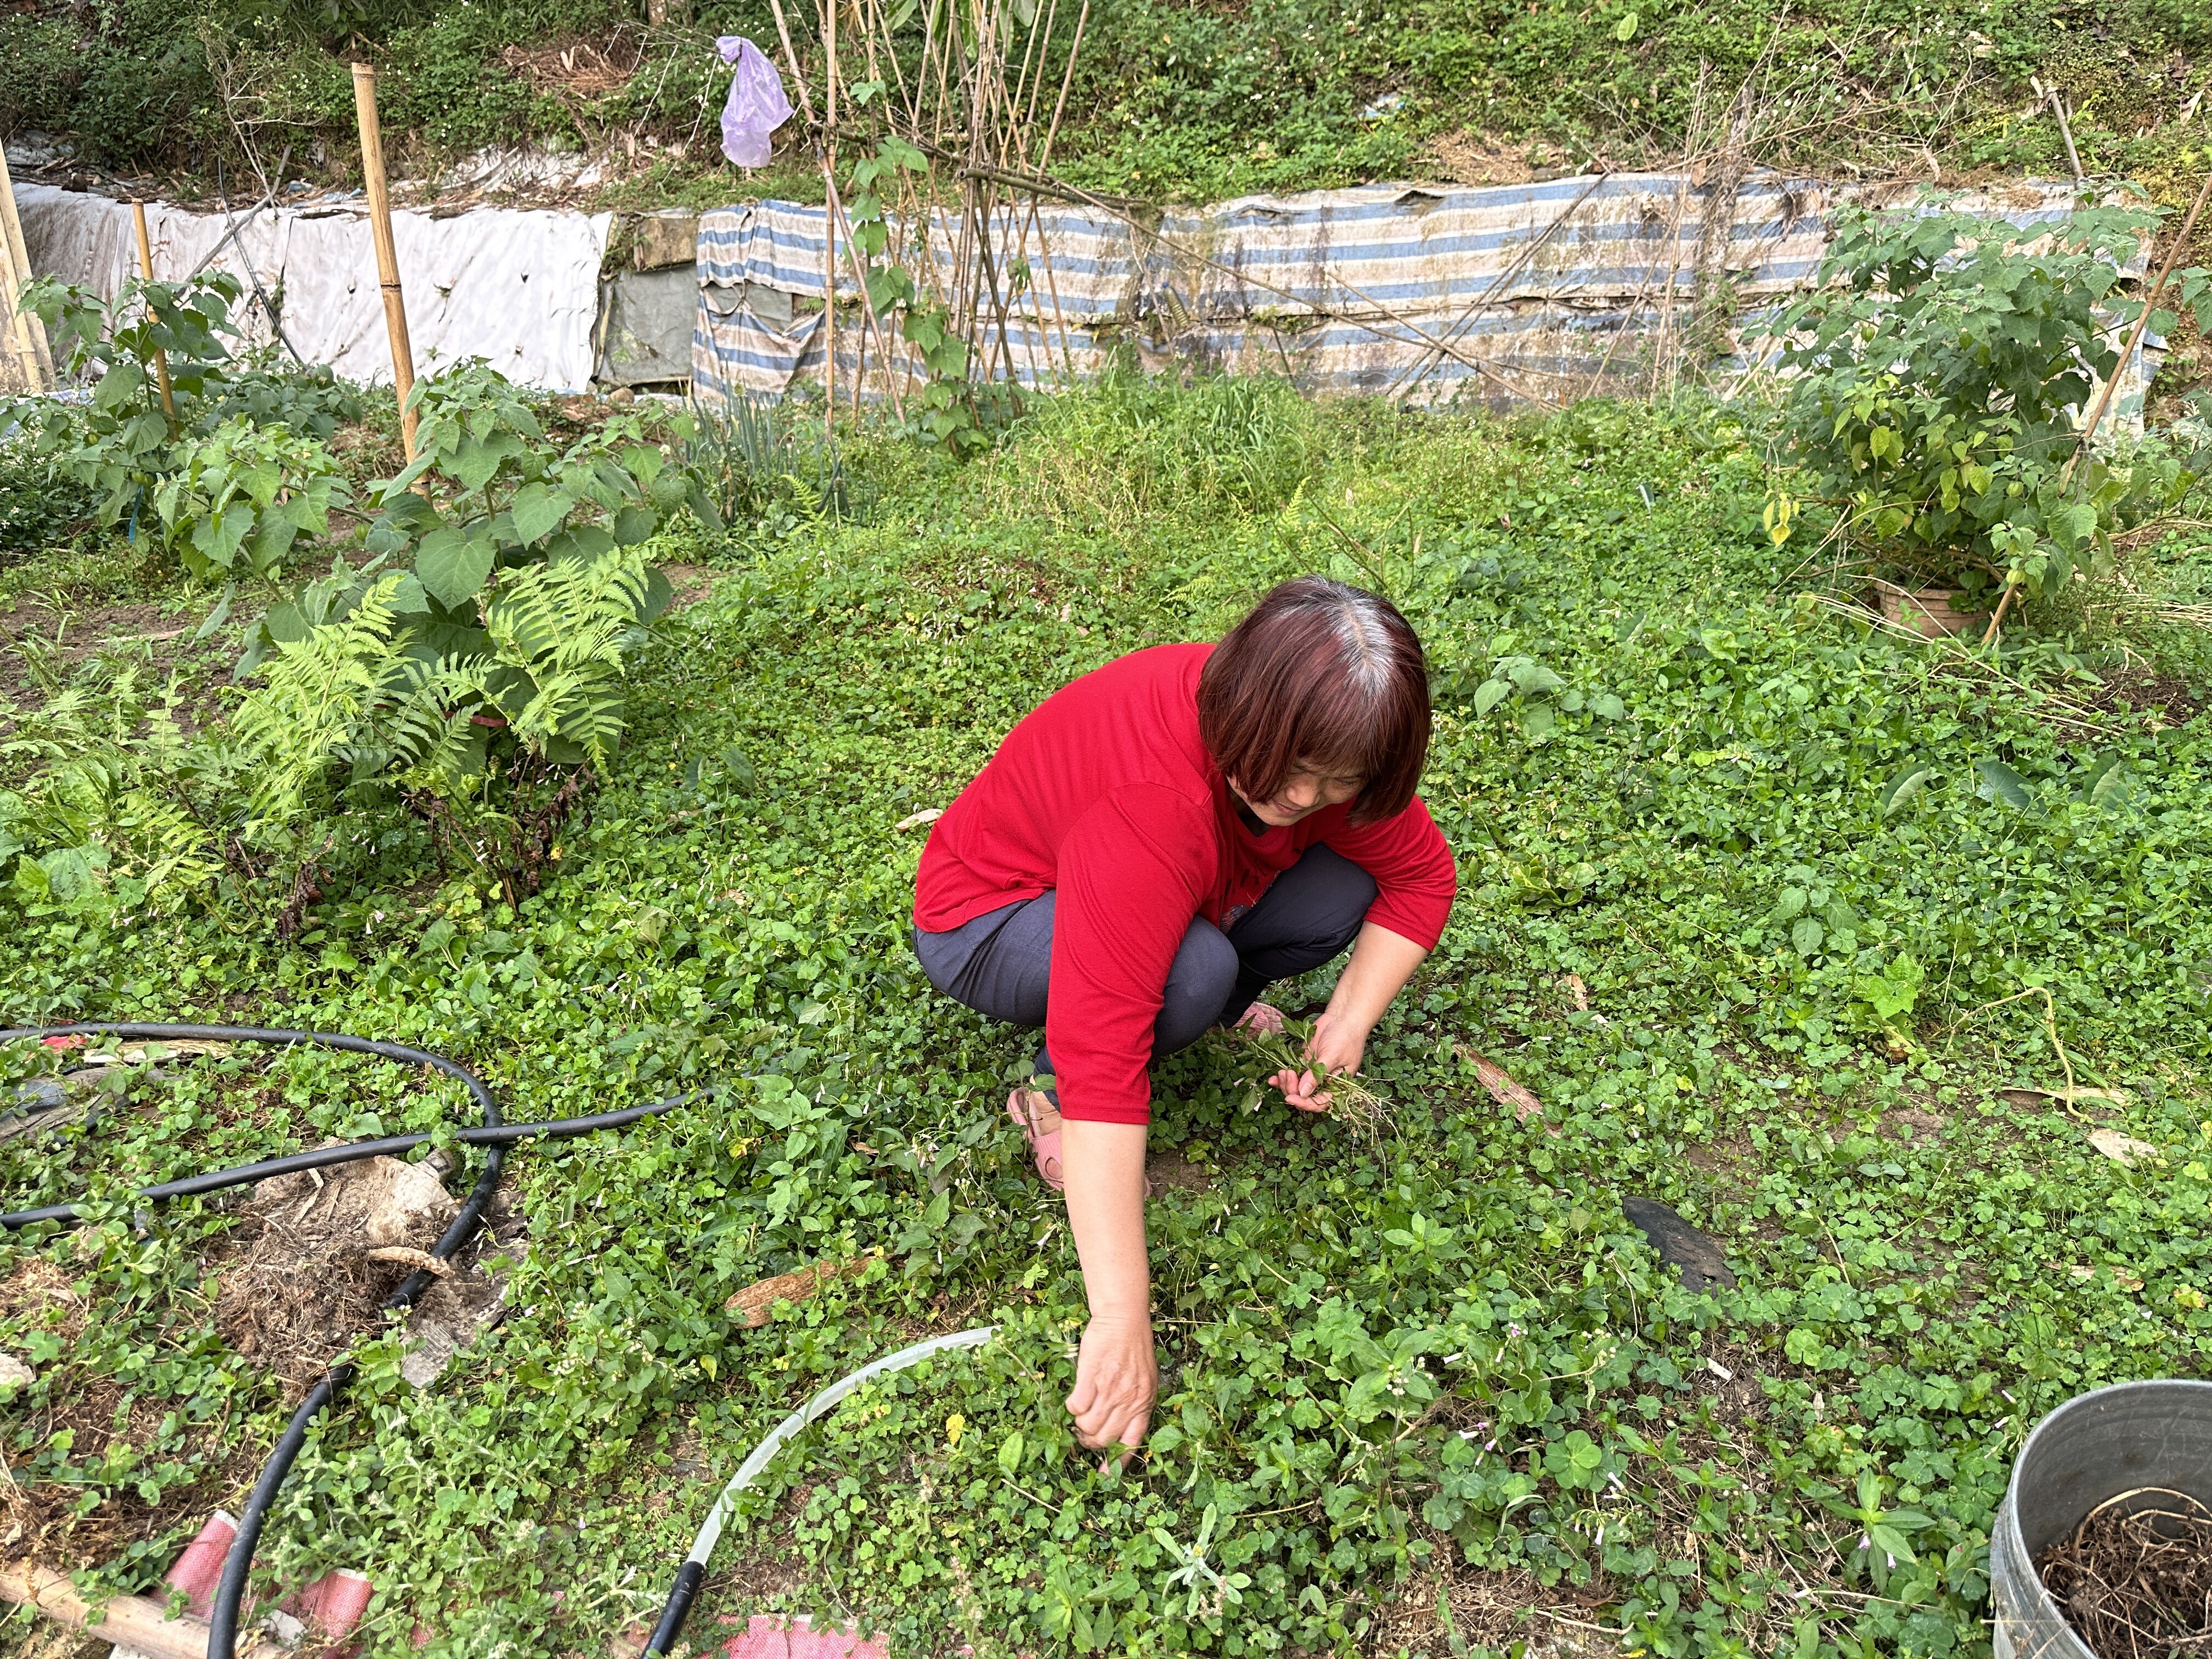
[
  {"x1": 823, "y1": 0, "x2": 838, "y2": 436},
  {"x1": 0, "y1": 144, "x2": 53, "y2": 393},
  {"x1": 826, "y1": 180, "x2": 909, "y2": 418},
  {"x1": 351, "y1": 63, "x2": 420, "y2": 461},
  {"x1": 0, "y1": 1562, "x2": 255, "y2": 1659},
  {"x1": 131, "y1": 201, "x2": 178, "y2": 424}
]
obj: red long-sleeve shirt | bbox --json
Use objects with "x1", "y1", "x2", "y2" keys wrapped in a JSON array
[{"x1": 913, "y1": 643, "x2": 1458, "y2": 1125}]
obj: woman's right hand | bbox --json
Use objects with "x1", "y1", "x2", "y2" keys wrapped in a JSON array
[{"x1": 1066, "y1": 1309, "x2": 1156, "y2": 1453}]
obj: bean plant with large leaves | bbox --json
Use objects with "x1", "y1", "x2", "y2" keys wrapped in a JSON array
[
  {"x1": 4, "y1": 272, "x2": 246, "y2": 527},
  {"x1": 4, "y1": 273, "x2": 364, "y2": 579},
  {"x1": 1767, "y1": 202, "x2": 2212, "y2": 613},
  {"x1": 153, "y1": 414, "x2": 351, "y2": 585}
]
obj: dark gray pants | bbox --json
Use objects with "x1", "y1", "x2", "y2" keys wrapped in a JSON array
[{"x1": 913, "y1": 843, "x2": 1376, "y2": 1098}]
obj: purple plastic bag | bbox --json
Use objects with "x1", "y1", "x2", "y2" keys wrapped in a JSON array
[{"x1": 716, "y1": 37, "x2": 793, "y2": 168}]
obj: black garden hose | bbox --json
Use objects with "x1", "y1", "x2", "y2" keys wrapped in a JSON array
[{"x1": 0, "y1": 1022, "x2": 703, "y2": 1659}]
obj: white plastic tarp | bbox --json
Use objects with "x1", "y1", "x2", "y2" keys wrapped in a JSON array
[{"x1": 14, "y1": 184, "x2": 610, "y2": 391}]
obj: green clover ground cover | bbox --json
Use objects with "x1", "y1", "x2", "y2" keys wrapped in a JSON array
[{"x1": 5, "y1": 381, "x2": 2212, "y2": 1657}]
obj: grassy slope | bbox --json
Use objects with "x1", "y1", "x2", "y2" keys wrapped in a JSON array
[
  {"x1": 6, "y1": 382, "x2": 2212, "y2": 1656},
  {"x1": 4, "y1": 0, "x2": 2209, "y2": 204}
]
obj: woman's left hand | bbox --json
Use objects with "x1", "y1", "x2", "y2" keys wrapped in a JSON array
[{"x1": 1269, "y1": 1012, "x2": 1368, "y2": 1113}]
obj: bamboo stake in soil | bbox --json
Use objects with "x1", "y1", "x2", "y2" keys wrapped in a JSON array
[
  {"x1": 822, "y1": 0, "x2": 838, "y2": 438},
  {"x1": 351, "y1": 64, "x2": 419, "y2": 462},
  {"x1": 0, "y1": 145, "x2": 54, "y2": 393},
  {"x1": 767, "y1": 0, "x2": 843, "y2": 424},
  {"x1": 131, "y1": 200, "x2": 178, "y2": 426}
]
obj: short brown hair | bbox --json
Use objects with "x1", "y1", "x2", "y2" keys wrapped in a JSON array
[{"x1": 1198, "y1": 577, "x2": 1431, "y2": 826}]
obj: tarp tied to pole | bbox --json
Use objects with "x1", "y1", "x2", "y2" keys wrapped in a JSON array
[
  {"x1": 691, "y1": 172, "x2": 2162, "y2": 424},
  {"x1": 14, "y1": 186, "x2": 610, "y2": 392}
]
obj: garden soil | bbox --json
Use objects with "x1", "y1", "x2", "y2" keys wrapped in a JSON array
[{"x1": 215, "y1": 1154, "x2": 457, "y2": 1396}]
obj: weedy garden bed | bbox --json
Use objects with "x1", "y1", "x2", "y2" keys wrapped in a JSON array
[{"x1": 4, "y1": 372, "x2": 2212, "y2": 1658}]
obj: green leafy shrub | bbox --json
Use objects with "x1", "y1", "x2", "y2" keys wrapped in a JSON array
[
  {"x1": 6, "y1": 272, "x2": 247, "y2": 528},
  {"x1": 5, "y1": 274, "x2": 365, "y2": 575},
  {"x1": 213, "y1": 364, "x2": 713, "y2": 891},
  {"x1": 0, "y1": 437, "x2": 97, "y2": 557},
  {"x1": 153, "y1": 415, "x2": 352, "y2": 584},
  {"x1": 355, "y1": 362, "x2": 706, "y2": 631},
  {"x1": 1768, "y1": 202, "x2": 2212, "y2": 613},
  {"x1": 206, "y1": 361, "x2": 365, "y2": 442}
]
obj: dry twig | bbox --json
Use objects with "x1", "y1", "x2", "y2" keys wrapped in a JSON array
[{"x1": 2036, "y1": 1487, "x2": 2212, "y2": 1658}]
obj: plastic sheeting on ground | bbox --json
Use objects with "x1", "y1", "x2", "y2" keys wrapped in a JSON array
[
  {"x1": 15, "y1": 184, "x2": 611, "y2": 391},
  {"x1": 691, "y1": 173, "x2": 2160, "y2": 422}
]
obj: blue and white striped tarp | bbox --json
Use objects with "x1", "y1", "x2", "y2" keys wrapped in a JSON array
[{"x1": 691, "y1": 172, "x2": 2155, "y2": 417}]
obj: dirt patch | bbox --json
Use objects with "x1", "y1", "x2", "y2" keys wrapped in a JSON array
[
  {"x1": 1419, "y1": 131, "x2": 1543, "y2": 187},
  {"x1": 661, "y1": 563, "x2": 718, "y2": 612},
  {"x1": 1376, "y1": 1555, "x2": 1621, "y2": 1656},
  {"x1": 0, "y1": 598, "x2": 178, "y2": 702},
  {"x1": 2082, "y1": 669, "x2": 2202, "y2": 726},
  {"x1": 1887, "y1": 1105, "x2": 1945, "y2": 1138},
  {"x1": 1147, "y1": 1148, "x2": 1212, "y2": 1193},
  {"x1": 0, "y1": 1259, "x2": 81, "y2": 1336},
  {"x1": 1681, "y1": 1132, "x2": 1756, "y2": 1175},
  {"x1": 212, "y1": 1155, "x2": 458, "y2": 1397}
]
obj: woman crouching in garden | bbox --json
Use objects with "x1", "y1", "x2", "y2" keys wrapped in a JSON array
[{"x1": 911, "y1": 577, "x2": 1457, "y2": 1456}]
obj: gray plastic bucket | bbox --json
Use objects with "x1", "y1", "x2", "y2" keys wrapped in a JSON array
[{"x1": 1990, "y1": 1378, "x2": 2212, "y2": 1659}]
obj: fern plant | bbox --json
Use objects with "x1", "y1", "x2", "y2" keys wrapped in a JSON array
[
  {"x1": 227, "y1": 545, "x2": 670, "y2": 893},
  {"x1": 0, "y1": 661, "x2": 246, "y2": 919},
  {"x1": 478, "y1": 548, "x2": 662, "y2": 768},
  {"x1": 230, "y1": 572, "x2": 475, "y2": 827}
]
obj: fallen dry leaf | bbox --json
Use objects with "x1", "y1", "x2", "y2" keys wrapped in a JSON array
[
  {"x1": 2086, "y1": 1128, "x2": 2157, "y2": 1168},
  {"x1": 1562, "y1": 974, "x2": 1589, "y2": 1011},
  {"x1": 1462, "y1": 1049, "x2": 1562, "y2": 1136},
  {"x1": 2001, "y1": 1084, "x2": 2132, "y2": 1109},
  {"x1": 894, "y1": 808, "x2": 945, "y2": 833},
  {"x1": 725, "y1": 1254, "x2": 876, "y2": 1327}
]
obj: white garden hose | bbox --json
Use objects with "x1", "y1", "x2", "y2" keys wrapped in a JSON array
[{"x1": 642, "y1": 1324, "x2": 1001, "y2": 1652}]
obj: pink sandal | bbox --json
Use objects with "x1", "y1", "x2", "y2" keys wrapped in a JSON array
[
  {"x1": 1007, "y1": 1088, "x2": 1065, "y2": 1190},
  {"x1": 1005, "y1": 1088, "x2": 1154, "y2": 1197}
]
